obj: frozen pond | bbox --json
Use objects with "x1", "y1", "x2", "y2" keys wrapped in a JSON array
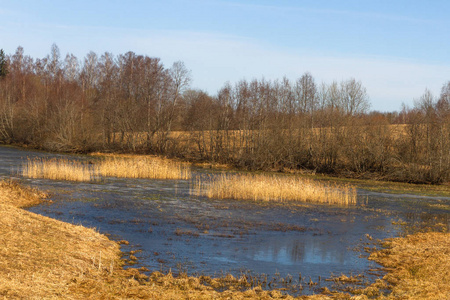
[{"x1": 1, "y1": 146, "x2": 449, "y2": 295}]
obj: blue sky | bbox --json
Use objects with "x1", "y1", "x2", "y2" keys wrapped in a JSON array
[{"x1": 1, "y1": 0, "x2": 449, "y2": 111}]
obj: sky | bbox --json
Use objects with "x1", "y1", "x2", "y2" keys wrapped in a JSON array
[{"x1": 0, "y1": 0, "x2": 449, "y2": 112}]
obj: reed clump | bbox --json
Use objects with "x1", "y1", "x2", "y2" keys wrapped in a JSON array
[
  {"x1": 22, "y1": 157, "x2": 96, "y2": 181},
  {"x1": 21, "y1": 156, "x2": 191, "y2": 181},
  {"x1": 194, "y1": 174, "x2": 357, "y2": 205},
  {"x1": 97, "y1": 156, "x2": 191, "y2": 180}
]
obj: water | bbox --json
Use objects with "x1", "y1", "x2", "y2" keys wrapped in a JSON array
[{"x1": 1, "y1": 145, "x2": 449, "y2": 295}]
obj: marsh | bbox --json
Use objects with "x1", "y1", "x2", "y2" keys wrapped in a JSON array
[{"x1": 1, "y1": 146, "x2": 448, "y2": 295}]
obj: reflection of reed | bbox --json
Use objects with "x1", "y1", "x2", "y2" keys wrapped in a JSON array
[
  {"x1": 194, "y1": 173, "x2": 357, "y2": 205},
  {"x1": 290, "y1": 241, "x2": 305, "y2": 263}
]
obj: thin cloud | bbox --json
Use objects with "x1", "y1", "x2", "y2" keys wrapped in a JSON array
[
  {"x1": 128, "y1": 29, "x2": 448, "y2": 111},
  {"x1": 214, "y1": 0, "x2": 436, "y2": 24},
  {"x1": 2, "y1": 21, "x2": 448, "y2": 111}
]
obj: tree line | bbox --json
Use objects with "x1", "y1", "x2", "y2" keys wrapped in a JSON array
[{"x1": 0, "y1": 45, "x2": 449, "y2": 183}]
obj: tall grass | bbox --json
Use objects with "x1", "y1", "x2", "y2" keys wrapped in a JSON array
[
  {"x1": 97, "y1": 157, "x2": 191, "y2": 180},
  {"x1": 22, "y1": 156, "x2": 191, "y2": 181},
  {"x1": 22, "y1": 158, "x2": 96, "y2": 181},
  {"x1": 194, "y1": 174, "x2": 357, "y2": 205}
]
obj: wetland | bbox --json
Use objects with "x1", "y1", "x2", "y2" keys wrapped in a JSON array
[{"x1": 1, "y1": 145, "x2": 449, "y2": 296}]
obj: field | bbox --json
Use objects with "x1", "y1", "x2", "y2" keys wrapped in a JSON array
[{"x1": 109, "y1": 123, "x2": 450, "y2": 185}]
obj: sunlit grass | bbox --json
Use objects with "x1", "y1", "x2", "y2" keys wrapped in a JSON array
[
  {"x1": 96, "y1": 156, "x2": 191, "y2": 180},
  {"x1": 0, "y1": 181, "x2": 122, "y2": 299},
  {"x1": 194, "y1": 173, "x2": 357, "y2": 205},
  {"x1": 368, "y1": 232, "x2": 450, "y2": 299},
  {"x1": 0, "y1": 179, "x2": 48, "y2": 207},
  {"x1": 22, "y1": 158, "x2": 96, "y2": 181},
  {"x1": 22, "y1": 156, "x2": 192, "y2": 181}
]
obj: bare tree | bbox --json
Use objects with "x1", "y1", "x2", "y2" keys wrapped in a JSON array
[
  {"x1": 64, "y1": 54, "x2": 80, "y2": 82},
  {"x1": 340, "y1": 78, "x2": 370, "y2": 116},
  {"x1": 437, "y1": 81, "x2": 450, "y2": 116},
  {"x1": 165, "y1": 61, "x2": 191, "y2": 134},
  {"x1": 294, "y1": 72, "x2": 316, "y2": 114}
]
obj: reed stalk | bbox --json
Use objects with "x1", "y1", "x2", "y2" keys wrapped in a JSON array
[
  {"x1": 194, "y1": 174, "x2": 357, "y2": 205},
  {"x1": 22, "y1": 158, "x2": 96, "y2": 182},
  {"x1": 96, "y1": 157, "x2": 191, "y2": 180},
  {"x1": 22, "y1": 156, "x2": 191, "y2": 182}
]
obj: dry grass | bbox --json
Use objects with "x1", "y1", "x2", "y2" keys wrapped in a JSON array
[
  {"x1": 0, "y1": 180, "x2": 48, "y2": 207},
  {"x1": 194, "y1": 173, "x2": 357, "y2": 205},
  {"x1": 21, "y1": 156, "x2": 191, "y2": 181},
  {"x1": 0, "y1": 180, "x2": 121, "y2": 299},
  {"x1": 97, "y1": 156, "x2": 191, "y2": 180},
  {"x1": 367, "y1": 232, "x2": 450, "y2": 300},
  {"x1": 22, "y1": 157, "x2": 96, "y2": 181}
]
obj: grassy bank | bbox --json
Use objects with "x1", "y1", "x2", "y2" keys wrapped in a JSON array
[
  {"x1": 6, "y1": 143, "x2": 449, "y2": 197},
  {"x1": 301, "y1": 173, "x2": 450, "y2": 198},
  {"x1": 367, "y1": 232, "x2": 450, "y2": 299}
]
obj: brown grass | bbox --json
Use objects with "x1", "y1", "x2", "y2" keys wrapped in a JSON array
[
  {"x1": 368, "y1": 232, "x2": 450, "y2": 299},
  {"x1": 0, "y1": 180, "x2": 48, "y2": 207},
  {"x1": 22, "y1": 157, "x2": 96, "y2": 181},
  {"x1": 97, "y1": 156, "x2": 191, "y2": 180},
  {"x1": 0, "y1": 180, "x2": 121, "y2": 299},
  {"x1": 21, "y1": 156, "x2": 191, "y2": 182},
  {"x1": 194, "y1": 173, "x2": 357, "y2": 205}
]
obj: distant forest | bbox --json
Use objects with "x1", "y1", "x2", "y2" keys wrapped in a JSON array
[{"x1": 0, "y1": 45, "x2": 449, "y2": 183}]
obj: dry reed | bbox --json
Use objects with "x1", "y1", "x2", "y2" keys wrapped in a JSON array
[
  {"x1": 21, "y1": 156, "x2": 191, "y2": 181},
  {"x1": 194, "y1": 174, "x2": 357, "y2": 205},
  {"x1": 22, "y1": 157, "x2": 96, "y2": 181},
  {"x1": 97, "y1": 156, "x2": 191, "y2": 180}
]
